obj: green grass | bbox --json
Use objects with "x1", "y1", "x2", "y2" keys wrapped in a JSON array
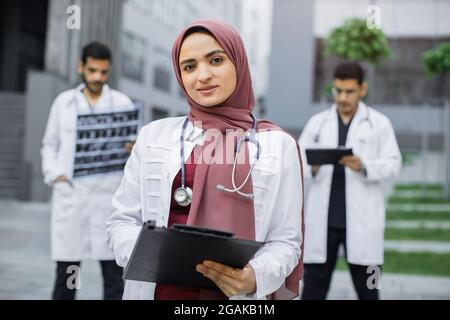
[
  {"x1": 336, "y1": 251, "x2": 450, "y2": 276},
  {"x1": 388, "y1": 197, "x2": 450, "y2": 204},
  {"x1": 394, "y1": 184, "x2": 443, "y2": 192},
  {"x1": 387, "y1": 211, "x2": 450, "y2": 221},
  {"x1": 385, "y1": 228, "x2": 450, "y2": 242}
]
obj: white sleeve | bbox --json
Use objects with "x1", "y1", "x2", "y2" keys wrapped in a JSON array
[
  {"x1": 298, "y1": 119, "x2": 315, "y2": 180},
  {"x1": 106, "y1": 126, "x2": 147, "y2": 268},
  {"x1": 40, "y1": 98, "x2": 65, "y2": 186},
  {"x1": 363, "y1": 119, "x2": 402, "y2": 182},
  {"x1": 248, "y1": 136, "x2": 303, "y2": 299}
]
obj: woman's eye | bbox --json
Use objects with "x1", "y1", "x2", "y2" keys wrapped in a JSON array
[
  {"x1": 211, "y1": 57, "x2": 223, "y2": 65},
  {"x1": 183, "y1": 64, "x2": 195, "y2": 72}
]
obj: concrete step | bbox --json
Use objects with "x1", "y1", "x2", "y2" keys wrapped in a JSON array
[
  {"x1": 384, "y1": 240, "x2": 450, "y2": 253},
  {"x1": 387, "y1": 203, "x2": 450, "y2": 212},
  {"x1": 386, "y1": 220, "x2": 450, "y2": 229},
  {"x1": 392, "y1": 190, "x2": 443, "y2": 199}
]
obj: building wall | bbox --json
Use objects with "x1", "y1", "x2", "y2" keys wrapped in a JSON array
[
  {"x1": 45, "y1": 0, "x2": 123, "y2": 87},
  {"x1": 118, "y1": 0, "x2": 243, "y2": 124},
  {"x1": 313, "y1": 37, "x2": 450, "y2": 105},
  {"x1": 266, "y1": 0, "x2": 316, "y2": 132},
  {"x1": 23, "y1": 71, "x2": 71, "y2": 201},
  {"x1": 0, "y1": 0, "x2": 48, "y2": 92},
  {"x1": 18, "y1": 0, "x2": 245, "y2": 200},
  {"x1": 240, "y1": 0, "x2": 273, "y2": 118},
  {"x1": 314, "y1": 0, "x2": 450, "y2": 38},
  {"x1": 268, "y1": 0, "x2": 450, "y2": 147},
  {"x1": 241, "y1": 0, "x2": 273, "y2": 98}
]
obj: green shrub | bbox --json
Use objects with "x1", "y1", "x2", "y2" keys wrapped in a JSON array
[
  {"x1": 324, "y1": 18, "x2": 391, "y2": 64},
  {"x1": 422, "y1": 43, "x2": 450, "y2": 77}
]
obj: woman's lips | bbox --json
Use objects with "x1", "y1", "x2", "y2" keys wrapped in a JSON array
[{"x1": 197, "y1": 85, "x2": 218, "y2": 95}]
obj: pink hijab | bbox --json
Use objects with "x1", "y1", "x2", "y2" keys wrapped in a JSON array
[{"x1": 172, "y1": 19, "x2": 303, "y2": 299}]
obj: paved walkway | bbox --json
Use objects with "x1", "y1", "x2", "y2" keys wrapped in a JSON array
[
  {"x1": 0, "y1": 201, "x2": 101, "y2": 299},
  {"x1": 324, "y1": 271, "x2": 450, "y2": 300},
  {"x1": 1, "y1": 200, "x2": 450, "y2": 300}
]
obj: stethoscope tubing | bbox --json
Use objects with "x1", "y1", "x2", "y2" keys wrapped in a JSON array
[{"x1": 178, "y1": 114, "x2": 260, "y2": 200}]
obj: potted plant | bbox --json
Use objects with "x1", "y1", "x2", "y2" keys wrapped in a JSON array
[
  {"x1": 422, "y1": 43, "x2": 450, "y2": 98},
  {"x1": 422, "y1": 42, "x2": 450, "y2": 199},
  {"x1": 322, "y1": 18, "x2": 391, "y2": 101}
]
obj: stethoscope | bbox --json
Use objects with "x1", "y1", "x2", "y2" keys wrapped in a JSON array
[
  {"x1": 173, "y1": 114, "x2": 261, "y2": 206},
  {"x1": 313, "y1": 105, "x2": 372, "y2": 143}
]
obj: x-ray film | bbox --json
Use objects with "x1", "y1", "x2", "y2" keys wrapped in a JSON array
[{"x1": 73, "y1": 103, "x2": 142, "y2": 178}]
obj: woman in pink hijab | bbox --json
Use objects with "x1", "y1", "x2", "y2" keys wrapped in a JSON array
[{"x1": 107, "y1": 19, "x2": 304, "y2": 300}]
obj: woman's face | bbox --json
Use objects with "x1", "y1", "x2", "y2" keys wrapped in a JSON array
[{"x1": 179, "y1": 32, "x2": 237, "y2": 107}]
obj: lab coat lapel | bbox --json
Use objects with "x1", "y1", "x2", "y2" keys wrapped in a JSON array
[
  {"x1": 328, "y1": 104, "x2": 339, "y2": 148},
  {"x1": 165, "y1": 119, "x2": 200, "y2": 178},
  {"x1": 346, "y1": 101, "x2": 367, "y2": 147}
]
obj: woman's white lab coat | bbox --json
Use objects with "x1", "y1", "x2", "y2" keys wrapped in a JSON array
[
  {"x1": 107, "y1": 117, "x2": 303, "y2": 299},
  {"x1": 41, "y1": 84, "x2": 133, "y2": 261},
  {"x1": 299, "y1": 102, "x2": 401, "y2": 266}
]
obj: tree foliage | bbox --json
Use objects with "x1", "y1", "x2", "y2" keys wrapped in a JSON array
[
  {"x1": 422, "y1": 43, "x2": 450, "y2": 77},
  {"x1": 324, "y1": 18, "x2": 390, "y2": 65}
]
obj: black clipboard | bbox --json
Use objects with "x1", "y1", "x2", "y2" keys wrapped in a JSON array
[
  {"x1": 123, "y1": 221, "x2": 264, "y2": 289},
  {"x1": 305, "y1": 148, "x2": 353, "y2": 165}
]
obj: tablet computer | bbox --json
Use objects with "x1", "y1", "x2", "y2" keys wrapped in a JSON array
[{"x1": 305, "y1": 148, "x2": 353, "y2": 165}]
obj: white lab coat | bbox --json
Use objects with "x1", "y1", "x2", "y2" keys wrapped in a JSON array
[
  {"x1": 107, "y1": 117, "x2": 303, "y2": 300},
  {"x1": 41, "y1": 84, "x2": 133, "y2": 261},
  {"x1": 299, "y1": 102, "x2": 401, "y2": 265}
]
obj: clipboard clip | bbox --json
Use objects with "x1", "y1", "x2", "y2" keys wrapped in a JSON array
[
  {"x1": 172, "y1": 224, "x2": 235, "y2": 239},
  {"x1": 144, "y1": 220, "x2": 156, "y2": 230}
]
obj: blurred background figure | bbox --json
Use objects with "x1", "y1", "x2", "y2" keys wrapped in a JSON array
[
  {"x1": 0, "y1": 0, "x2": 449, "y2": 299},
  {"x1": 41, "y1": 42, "x2": 133, "y2": 300},
  {"x1": 299, "y1": 61, "x2": 402, "y2": 300}
]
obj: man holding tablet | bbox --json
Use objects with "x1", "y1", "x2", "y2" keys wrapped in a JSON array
[{"x1": 299, "y1": 62, "x2": 401, "y2": 300}]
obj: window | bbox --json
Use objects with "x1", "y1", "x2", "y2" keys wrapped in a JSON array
[
  {"x1": 152, "y1": 107, "x2": 169, "y2": 121},
  {"x1": 313, "y1": 37, "x2": 450, "y2": 105},
  {"x1": 153, "y1": 47, "x2": 172, "y2": 93},
  {"x1": 122, "y1": 32, "x2": 146, "y2": 82}
]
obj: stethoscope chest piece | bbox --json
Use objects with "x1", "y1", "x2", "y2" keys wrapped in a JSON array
[
  {"x1": 174, "y1": 186, "x2": 193, "y2": 207},
  {"x1": 175, "y1": 114, "x2": 260, "y2": 204}
]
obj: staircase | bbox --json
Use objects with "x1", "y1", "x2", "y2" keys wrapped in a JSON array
[{"x1": 0, "y1": 92, "x2": 26, "y2": 199}]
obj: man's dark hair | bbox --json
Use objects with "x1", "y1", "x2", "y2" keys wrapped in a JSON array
[
  {"x1": 333, "y1": 62, "x2": 365, "y2": 84},
  {"x1": 81, "y1": 42, "x2": 112, "y2": 64}
]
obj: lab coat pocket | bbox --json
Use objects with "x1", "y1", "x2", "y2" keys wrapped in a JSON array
[
  {"x1": 52, "y1": 182, "x2": 76, "y2": 221},
  {"x1": 253, "y1": 153, "x2": 279, "y2": 176},
  {"x1": 143, "y1": 145, "x2": 172, "y2": 213},
  {"x1": 143, "y1": 158, "x2": 166, "y2": 179},
  {"x1": 354, "y1": 132, "x2": 376, "y2": 159},
  {"x1": 311, "y1": 164, "x2": 328, "y2": 183},
  {"x1": 53, "y1": 181, "x2": 74, "y2": 197},
  {"x1": 143, "y1": 145, "x2": 172, "y2": 180},
  {"x1": 252, "y1": 153, "x2": 279, "y2": 222},
  {"x1": 252, "y1": 183, "x2": 269, "y2": 222}
]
